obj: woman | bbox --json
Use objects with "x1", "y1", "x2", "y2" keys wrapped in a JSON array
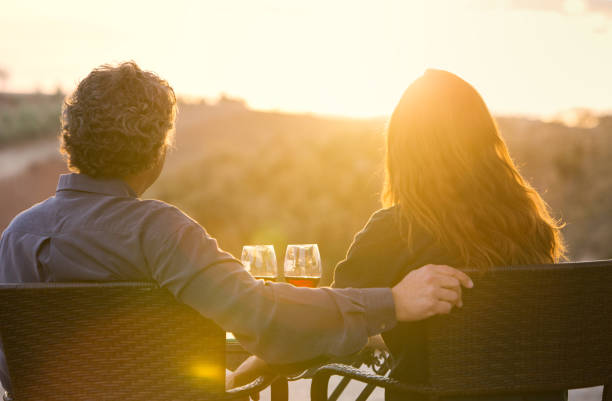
[{"x1": 333, "y1": 69, "x2": 566, "y2": 400}]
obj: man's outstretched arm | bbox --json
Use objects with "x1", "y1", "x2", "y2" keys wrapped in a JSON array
[{"x1": 145, "y1": 207, "x2": 473, "y2": 364}]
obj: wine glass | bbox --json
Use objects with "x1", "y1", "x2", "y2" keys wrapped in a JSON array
[
  {"x1": 284, "y1": 244, "x2": 322, "y2": 287},
  {"x1": 241, "y1": 245, "x2": 278, "y2": 281}
]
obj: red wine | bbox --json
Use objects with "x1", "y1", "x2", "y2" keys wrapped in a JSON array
[
  {"x1": 285, "y1": 276, "x2": 320, "y2": 288},
  {"x1": 254, "y1": 276, "x2": 277, "y2": 282}
]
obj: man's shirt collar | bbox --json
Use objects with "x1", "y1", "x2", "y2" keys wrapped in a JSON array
[{"x1": 56, "y1": 173, "x2": 137, "y2": 198}]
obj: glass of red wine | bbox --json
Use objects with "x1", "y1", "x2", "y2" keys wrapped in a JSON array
[
  {"x1": 284, "y1": 244, "x2": 322, "y2": 287},
  {"x1": 241, "y1": 245, "x2": 278, "y2": 281}
]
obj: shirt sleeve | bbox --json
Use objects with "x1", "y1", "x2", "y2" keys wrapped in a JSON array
[{"x1": 143, "y1": 207, "x2": 397, "y2": 364}]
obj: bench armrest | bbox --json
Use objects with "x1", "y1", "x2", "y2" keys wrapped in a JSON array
[
  {"x1": 220, "y1": 373, "x2": 280, "y2": 400},
  {"x1": 310, "y1": 363, "x2": 432, "y2": 401},
  {"x1": 2, "y1": 375, "x2": 280, "y2": 401}
]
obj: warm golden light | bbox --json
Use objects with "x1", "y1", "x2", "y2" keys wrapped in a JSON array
[
  {"x1": 0, "y1": 0, "x2": 610, "y2": 117},
  {"x1": 189, "y1": 362, "x2": 224, "y2": 382}
]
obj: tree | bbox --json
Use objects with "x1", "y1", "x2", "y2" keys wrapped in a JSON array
[{"x1": 0, "y1": 67, "x2": 8, "y2": 91}]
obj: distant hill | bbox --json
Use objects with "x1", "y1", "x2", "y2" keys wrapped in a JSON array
[
  {"x1": 148, "y1": 103, "x2": 612, "y2": 281},
  {"x1": 1, "y1": 93, "x2": 610, "y2": 282},
  {"x1": 0, "y1": 92, "x2": 64, "y2": 144}
]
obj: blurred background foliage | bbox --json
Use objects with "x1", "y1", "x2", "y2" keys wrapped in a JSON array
[
  {"x1": 150, "y1": 101, "x2": 612, "y2": 284},
  {"x1": 0, "y1": 94, "x2": 610, "y2": 284},
  {"x1": 0, "y1": 92, "x2": 63, "y2": 144}
]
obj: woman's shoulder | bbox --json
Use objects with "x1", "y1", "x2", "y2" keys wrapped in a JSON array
[
  {"x1": 358, "y1": 206, "x2": 402, "y2": 240},
  {"x1": 369, "y1": 205, "x2": 400, "y2": 222},
  {"x1": 332, "y1": 206, "x2": 406, "y2": 288},
  {"x1": 333, "y1": 205, "x2": 454, "y2": 289}
]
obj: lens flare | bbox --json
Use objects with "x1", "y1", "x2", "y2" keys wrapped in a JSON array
[{"x1": 189, "y1": 363, "x2": 224, "y2": 381}]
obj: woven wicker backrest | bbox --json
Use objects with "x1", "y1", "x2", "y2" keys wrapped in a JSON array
[
  {"x1": 425, "y1": 260, "x2": 612, "y2": 396},
  {"x1": 0, "y1": 282, "x2": 226, "y2": 401}
]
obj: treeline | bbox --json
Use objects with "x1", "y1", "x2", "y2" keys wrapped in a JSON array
[
  {"x1": 499, "y1": 116, "x2": 612, "y2": 261},
  {"x1": 0, "y1": 93, "x2": 249, "y2": 146},
  {"x1": 0, "y1": 92, "x2": 63, "y2": 145},
  {"x1": 1, "y1": 94, "x2": 609, "y2": 282},
  {"x1": 148, "y1": 105, "x2": 612, "y2": 283}
]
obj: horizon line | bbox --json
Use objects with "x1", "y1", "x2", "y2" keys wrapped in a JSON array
[{"x1": 1, "y1": 90, "x2": 610, "y2": 124}]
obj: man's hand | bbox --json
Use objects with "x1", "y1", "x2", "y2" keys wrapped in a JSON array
[
  {"x1": 391, "y1": 264, "x2": 473, "y2": 321},
  {"x1": 226, "y1": 355, "x2": 270, "y2": 394}
]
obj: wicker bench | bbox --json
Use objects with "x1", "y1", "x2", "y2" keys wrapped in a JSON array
[
  {"x1": 0, "y1": 282, "x2": 280, "y2": 401},
  {"x1": 311, "y1": 260, "x2": 612, "y2": 401}
]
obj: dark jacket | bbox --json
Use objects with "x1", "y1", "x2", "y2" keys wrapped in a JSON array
[{"x1": 332, "y1": 206, "x2": 566, "y2": 401}]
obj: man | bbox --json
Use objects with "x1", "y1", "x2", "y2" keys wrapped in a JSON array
[{"x1": 0, "y1": 61, "x2": 472, "y2": 396}]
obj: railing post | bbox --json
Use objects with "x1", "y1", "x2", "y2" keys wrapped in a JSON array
[
  {"x1": 310, "y1": 369, "x2": 334, "y2": 401},
  {"x1": 270, "y1": 377, "x2": 288, "y2": 401}
]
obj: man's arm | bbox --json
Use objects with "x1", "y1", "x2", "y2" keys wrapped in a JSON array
[
  {"x1": 224, "y1": 263, "x2": 472, "y2": 388},
  {"x1": 178, "y1": 260, "x2": 471, "y2": 364},
  {"x1": 145, "y1": 207, "x2": 472, "y2": 364},
  {"x1": 178, "y1": 261, "x2": 394, "y2": 363}
]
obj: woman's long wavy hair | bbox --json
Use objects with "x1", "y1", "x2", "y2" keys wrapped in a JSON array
[{"x1": 382, "y1": 69, "x2": 566, "y2": 269}]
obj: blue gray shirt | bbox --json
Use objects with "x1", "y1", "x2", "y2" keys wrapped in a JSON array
[{"x1": 0, "y1": 173, "x2": 396, "y2": 392}]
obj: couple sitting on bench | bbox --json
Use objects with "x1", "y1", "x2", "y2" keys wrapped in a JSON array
[{"x1": 0, "y1": 62, "x2": 566, "y2": 400}]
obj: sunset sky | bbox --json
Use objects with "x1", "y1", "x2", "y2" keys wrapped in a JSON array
[{"x1": 1, "y1": 0, "x2": 611, "y2": 118}]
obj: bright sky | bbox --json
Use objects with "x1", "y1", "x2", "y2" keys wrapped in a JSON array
[{"x1": 1, "y1": 0, "x2": 611, "y2": 117}]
